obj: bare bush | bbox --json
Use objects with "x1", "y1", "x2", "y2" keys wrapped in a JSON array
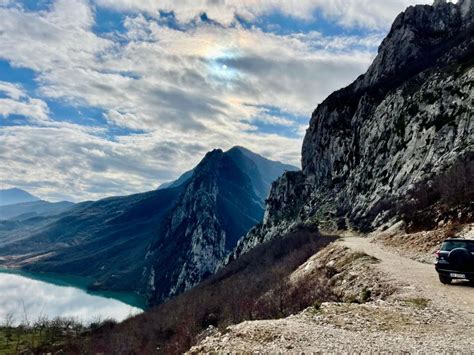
[
  {"x1": 399, "y1": 152, "x2": 474, "y2": 231},
  {"x1": 72, "y1": 228, "x2": 338, "y2": 354}
]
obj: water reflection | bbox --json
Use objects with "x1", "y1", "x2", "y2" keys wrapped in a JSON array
[{"x1": 0, "y1": 273, "x2": 142, "y2": 326}]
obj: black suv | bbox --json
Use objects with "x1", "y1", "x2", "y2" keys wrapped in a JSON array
[{"x1": 435, "y1": 238, "x2": 474, "y2": 284}]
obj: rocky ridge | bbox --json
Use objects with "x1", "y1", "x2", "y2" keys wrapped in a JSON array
[
  {"x1": 143, "y1": 147, "x2": 297, "y2": 304},
  {"x1": 234, "y1": 0, "x2": 474, "y2": 256}
]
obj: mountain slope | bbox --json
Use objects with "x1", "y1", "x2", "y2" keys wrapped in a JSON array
[
  {"x1": 0, "y1": 147, "x2": 295, "y2": 301},
  {"x1": 143, "y1": 147, "x2": 297, "y2": 304},
  {"x1": 0, "y1": 188, "x2": 40, "y2": 206},
  {"x1": 235, "y1": 0, "x2": 474, "y2": 255},
  {"x1": 157, "y1": 147, "x2": 297, "y2": 197},
  {"x1": 157, "y1": 169, "x2": 194, "y2": 190},
  {"x1": 0, "y1": 200, "x2": 75, "y2": 221},
  {"x1": 0, "y1": 187, "x2": 183, "y2": 292}
]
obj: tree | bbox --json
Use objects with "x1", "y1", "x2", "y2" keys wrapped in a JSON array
[{"x1": 3, "y1": 311, "x2": 15, "y2": 347}]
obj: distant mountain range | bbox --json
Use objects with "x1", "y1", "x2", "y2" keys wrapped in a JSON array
[
  {"x1": 0, "y1": 147, "x2": 297, "y2": 304},
  {"x1": 0, "y1": 188, "x2": 40, "y2": 206},
  {"x1": 0, "y1": 188, "x2": 75, "y2": 221}
]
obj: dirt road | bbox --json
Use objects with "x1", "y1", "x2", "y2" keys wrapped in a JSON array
[
  {"x1": 340, "y1": 236, "x2": 474, "y2": 320},
  {"x1": 190, "y1": 235, "x2": 474, "y2": 353}
]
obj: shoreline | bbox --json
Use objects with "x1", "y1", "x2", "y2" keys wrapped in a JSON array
[{"x1": 0, "y1": 266, "x2": 148, "y2": 310}]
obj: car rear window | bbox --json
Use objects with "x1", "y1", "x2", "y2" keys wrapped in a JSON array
[{"x1": 441, "y1": 240, "x2": 474, "y2": 252}]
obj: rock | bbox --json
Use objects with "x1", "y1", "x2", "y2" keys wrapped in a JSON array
[
  {"x1": 233, "y1": 0, "x2": 474, "y2": 257},
  {"x1": 143, "y1": 147, "x2": 297, "y2": 304}
]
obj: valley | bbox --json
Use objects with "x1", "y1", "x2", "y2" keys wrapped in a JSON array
[
  {"x1": 0, "y1": 147, "x2": 297, "y2": 305},
  {"x1": 0, "y1": 0, "x2": 472, "y2": 353}
]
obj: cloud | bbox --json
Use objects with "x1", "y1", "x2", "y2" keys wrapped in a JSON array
[
  {"x1": 0, "y1": 81, "x2": 25, "y2": 100},
  {"x1": 94, "y1": 0, "x2": 438, "y2": 29},
  {"x1": 0, "y1": 81, "x2": 50, "y2": 122},
  {"x1": 31, "y1": 16, "x2": 377, "y2": 129},
  {"x1": 0, "y1": 0, "x2": 409, "y2": 200},
  {"x1": 0, "y1": 122, "x2": 303, "y2": 201},
  {"x1": 0, "y1": 1, "x2": 112, "y2": 72}
]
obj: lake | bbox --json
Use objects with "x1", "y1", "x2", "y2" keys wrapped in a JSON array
[{"x1": 0, "y1": 269, "x2": 144, "y2": 326}]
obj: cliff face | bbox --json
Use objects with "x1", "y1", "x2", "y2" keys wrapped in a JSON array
[
  {"x1": 143, "y1": 147, "x2": 297, "y2": 304},
  {"x1": 235, "y1": 0, "x2": 474, "y2": 254}
]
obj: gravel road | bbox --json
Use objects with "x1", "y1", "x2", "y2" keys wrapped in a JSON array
[
  {"x1": 341, "y1": 236, "x2": 474, "y2": 321},
  {"x1": 190, "y1": 235, "x2": 474, "y2": 353}
]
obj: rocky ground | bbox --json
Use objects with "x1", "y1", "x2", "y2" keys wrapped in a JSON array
[
  {"x1": 190, "y1": 300, "x2": 473, "y2": 354},
  {"x1": 374, "y1": 222, "x2": 474, "y2": 264},
  {"x1": 190, "y1": 226, "x2": 474, "y2": 353}
]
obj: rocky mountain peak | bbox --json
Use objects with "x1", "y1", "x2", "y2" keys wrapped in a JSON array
[
  {"x1": 459, "y1": 0, "x2": 473, "y2": 18},
  {"x1": 234, "y1": 0, "x2": 473, "y2": 255},
  {"x1": 143, "y1": 146, "x2": 297, "y2": 304},
  {"x1": 354, "y1": 0, "x2": 472, "y2": 93}
]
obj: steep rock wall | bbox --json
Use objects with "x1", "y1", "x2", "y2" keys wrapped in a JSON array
[{"x1": 235, "y1": 0, "x2": 474, "y2": 254}]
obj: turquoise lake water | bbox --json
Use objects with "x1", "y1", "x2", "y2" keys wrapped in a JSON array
[{"x1": 0, "y1": 269, "x2": 145, "y2": 326}]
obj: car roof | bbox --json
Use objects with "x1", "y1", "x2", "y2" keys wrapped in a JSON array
[{"x1": 444, "y1": 238, "x2": 474, "y2": 242}]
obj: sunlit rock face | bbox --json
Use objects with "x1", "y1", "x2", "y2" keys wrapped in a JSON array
[
  {"x1": 0, "y1": 272, "x2": 142, "y2": 326},
  {"x1": 234, "y1": 0, "x2": 474, "y2": 254},
  {"x1": 143, "y1": 147, "x2": 297, "y2": 305}
]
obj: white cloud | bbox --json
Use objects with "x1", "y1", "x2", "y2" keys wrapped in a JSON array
[
  {"x1": 0, "y1": 0, "x2": 409, "y2": 200},
  {"x1": 0, "y1": 81, "x2": 50, "y2": 122},
  {"x1": 0, "y1": 81, "x2": 25, "y2": 100},
  {"x1": 0, "y1": 97, "x2": 50, "y2": 122},
  {"x1": 0, "y1": 122, "x2": 302, "y2": 201},
  {"x1": 0, "y1": 2, "x2": 112, "y2": 72},
  {"x1": 94, "y1": 0, "x2": 439, "y2": 29}
]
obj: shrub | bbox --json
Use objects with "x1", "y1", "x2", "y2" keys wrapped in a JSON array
[
  {"x1": 399, "y1": 152, "x2": 474, "y2": 231},
  {"x1": 73, "y1": 228, "x2": 338, "y2": 354},
  {"x1": 360, "y1": 288, "x2": 372, "y2": 303}
]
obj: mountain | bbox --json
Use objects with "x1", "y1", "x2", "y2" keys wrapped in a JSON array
[
  {"x1": 0, "y1": 188, "x2": 40, "y2": 206},
  {"x1": 234, "y1": 0, "x2": 474, "y2": 256},
  {"x1": 156, "y1": 147, "x2": 297, "y2": 197},
  {"x1": 157, "y1": 170, "x2": 194, "y2": 190},
  {"x1": 0, "y1": 188, "x2": 184, "y2": 292},
  {"x1": 0, "y1": 147, "x2": 296, "y2": 302},
  {"x1": 0, "y1": 200, "x2": 75, "y2": 221},
  {"x1": 143, "y1": 147, "x2": 297, "y2": 303}
]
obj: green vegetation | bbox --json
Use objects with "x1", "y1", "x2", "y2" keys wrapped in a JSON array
[
  {"x1": 307, "y1": 301, "x2": 323, "y2": 315},
  {"x1": 422, "y1": 90, "x2": 438, "y2": 105},
  {"x1": 346, "y1": 288, "x2": 372, "y2": 304},
  {"x1": 404, "y1": 298, "x2": 430, "y2": 309},
  {"x1": 0, "y1": 318, "x2": 88, "y2": 354},
  {"x1": 394, "y1": 114, "x2": 406, "y2": 138},
  {"x1": 407, "y1": 103, "x2": 419, "y2": 117}
]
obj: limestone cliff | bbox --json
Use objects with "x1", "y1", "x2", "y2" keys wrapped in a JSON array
[{"x1": 234, "y1": 0, "x2": 474, "y2": 255}]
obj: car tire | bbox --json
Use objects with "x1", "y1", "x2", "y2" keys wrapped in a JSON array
[{"x1": 439, "y1": 274, "x2": 452, "y2": 284}]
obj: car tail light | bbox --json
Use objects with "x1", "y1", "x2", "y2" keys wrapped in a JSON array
[{"x1": 435, "y1": 250, "x2": 440, "y2": 258}]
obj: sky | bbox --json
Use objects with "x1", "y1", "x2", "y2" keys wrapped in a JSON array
[{"x1": 0, "y1": 0, "x2": 440, "y2": 202}]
